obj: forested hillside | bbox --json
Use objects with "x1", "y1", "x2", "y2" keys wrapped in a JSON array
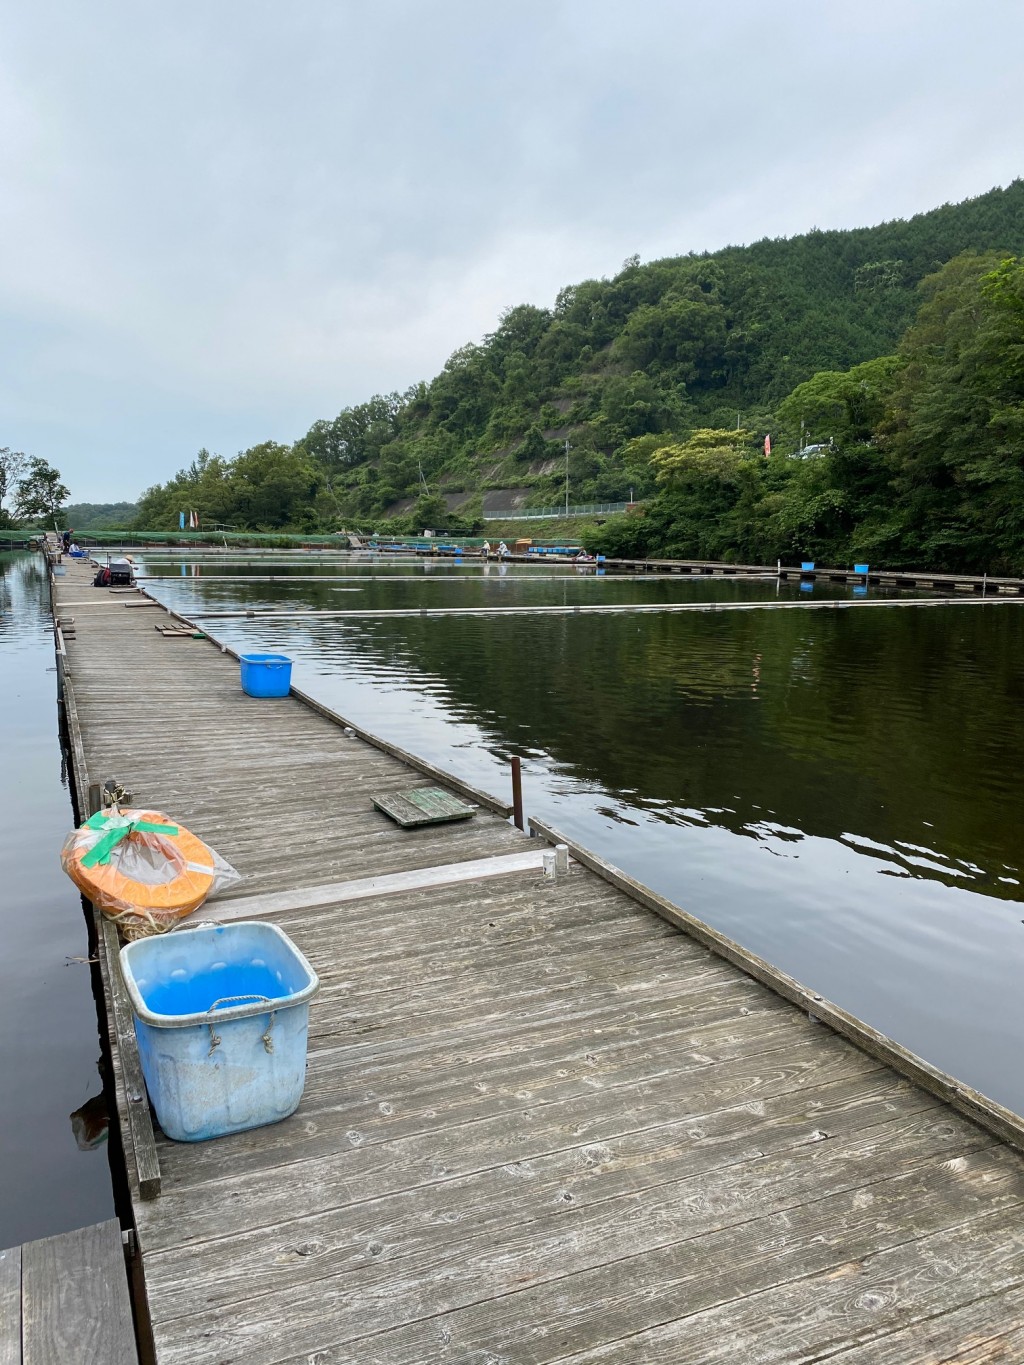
[
  {"x1": 135, "y1": 181, "x2": 1024, "y2": 571},
  {"x1": 64, "y1": 501, "x2": 139, "y2": 532}
]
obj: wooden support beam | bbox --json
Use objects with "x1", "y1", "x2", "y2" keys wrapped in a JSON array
[{"x1": 190, "y1": 849, "x2": 546, "y2": 923}]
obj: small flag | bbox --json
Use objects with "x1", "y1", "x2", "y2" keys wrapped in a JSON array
[
  {"x1": 179, "y1": 511, "x2": 185, "y2": 529},
  {"x1": 764, "y1": 435, "x2": 771, "y2": 457}
]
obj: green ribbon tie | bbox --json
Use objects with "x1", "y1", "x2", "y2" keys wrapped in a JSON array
[{"x1": 80, "y1": 811, "x2": 180, "y2": 868}]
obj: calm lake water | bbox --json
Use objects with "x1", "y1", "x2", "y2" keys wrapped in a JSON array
[
  {"x1": 0, "y1": 553, "x2": 115, "y2": 1246},
  {"x1": 142, "y1": 556, "x2": 1024, "y2": 1115}
]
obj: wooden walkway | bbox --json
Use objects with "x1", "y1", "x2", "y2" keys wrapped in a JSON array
[
  {"x1": 608, "y1": 556, "x2": 1024, "y2": 594},
  {"x1": 51, "y1": 556, "x2": 1024, "y2": 1363},
  {"x1": 0, "y1": 1220, "x2": 137, "y2": 1364}
]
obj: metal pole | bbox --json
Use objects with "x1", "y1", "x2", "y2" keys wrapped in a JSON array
[
  {"x1": 564, "y1": 440, "x2": 570, "y2": 517},
  {"x1": 511, "y1": 757, "x2": 524, "y2": 831}
]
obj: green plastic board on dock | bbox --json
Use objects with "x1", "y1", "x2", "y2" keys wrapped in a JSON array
[{"x1": 371, "y1": 787, "x2": 476, "y2": 827}]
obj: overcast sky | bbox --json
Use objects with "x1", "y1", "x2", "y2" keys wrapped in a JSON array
[{"x1": 2, "y1": 0, "x2": 1022, "y2": 503}]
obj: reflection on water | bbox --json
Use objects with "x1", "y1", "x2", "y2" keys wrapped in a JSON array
[
  {"x1": 71, "y1": 1080, "x2": 110, "y2": 1152},
  {"x1": 0, "y1": 553, "x2": 115, "y2": 1244},
  {"x1": 144, "y1": 558, "x2": 1024, "y2": 1116}
]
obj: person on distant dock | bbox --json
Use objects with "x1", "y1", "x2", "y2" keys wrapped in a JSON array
[
  {"x1": 482, "y1": 540, "x2": 491, "y2": 559},
  {"x1": 498, "y1": 541, "x2": 509, "y2": 559},
  {"x1": 62, "y1": 528, "x2": 73, "y2": 553}
]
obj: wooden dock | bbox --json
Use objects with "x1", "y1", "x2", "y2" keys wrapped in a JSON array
[
  {"x1": 82, "y1": 540, "x2": 1024, "y2": 594},
  {"x1": 50, "y1": 554, "x2": 1024, "y2": 1363},
  {"x1": 606, "y1": 555, "x2": 1024, "y2": 594},
  {"x1": 1, "y1": 1220, "x2": 137, "y2": 1364}
]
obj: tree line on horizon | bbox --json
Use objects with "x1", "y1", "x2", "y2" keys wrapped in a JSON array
[{"x1": 7, "y1": 182, "x2": 1024, "y2": 571}]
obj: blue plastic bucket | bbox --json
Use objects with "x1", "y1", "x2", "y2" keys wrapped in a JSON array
[
  {"x1": 239, "y1": 652, "x2": 292, "y2": 697},
  {"x1": 119, "y1": 922, "x2": 319, "y2": 1142}
]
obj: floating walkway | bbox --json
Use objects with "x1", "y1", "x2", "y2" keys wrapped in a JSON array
[
  {"x1": 0, "y1": 1220, "x2": 137, "y2": 1364},
  {"x1": 49, "y1": 554, "x2": 1024, "y2": 1363},
  {"x1": 172, "y1": 596, "x2": 1024, "y2": 621},
  {"x1": 608, "y1": 556, "x2": 1024, "y2": 594}
]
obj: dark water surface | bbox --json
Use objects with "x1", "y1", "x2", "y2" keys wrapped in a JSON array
[
  {"x1": 0, "y1": 554, "x2": 115, "y2": 1245},
  {"x1": 145, "y1": 557, "x2": 1024, "y2": 1116}
]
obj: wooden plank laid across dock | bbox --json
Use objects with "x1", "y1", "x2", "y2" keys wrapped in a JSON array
[
  {"x1": 0, "y1": 1220, "x2": 137, "y2": 1364},
  {"x1": 50, "y1": 556, "x2": 1024, "y2": 1364}
]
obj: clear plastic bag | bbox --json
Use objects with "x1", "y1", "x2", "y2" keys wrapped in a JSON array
[{"x1": 61, "y1": 807, "x2": 241, "y2": 939}]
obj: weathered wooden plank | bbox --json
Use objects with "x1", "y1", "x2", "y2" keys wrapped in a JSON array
[
  {"x1": 372, "y1": 787, "x2": 476, "y2": 826},
  {"x1": 532, "y1": 818, "x2": 1024, "y2": 1154},
  {"x1": 139, "y1": 1045, "x2": 927, "y2": 1255},
  {"x1": 157, "y1": 614, "x2": 514, "y2": 817},
  {"x1": 145, "y1": 1066, "x2": 936, "y2": 1307},
  {"x1": 144, "y1": 1122, "x2": 998, "y2": 1361},
  {"x1": 263, "y1": 1148, "x2": 1024, "y2": 1365},
  {"x1": 154, "y1": 1004, "x2": 856, "y2": 1198},
  {"x1": 187, "y1": 848, "x2": 546, "y2": 922},
  {"x1": 300, "y1": 946, "x2": 758, "y2": 1056},
  {"x1": 21, "y1": 1220, "x2": 136, "y2": 1365},
  {"x1": 0, "y1": 1244, "x2": 20, "y2": 1365},
  {"x1": 100, "y1": 918, "x2": 161, "y2": 1201},
  {"x1": 547, "y1": 1203, "x2": 1024, "y2": 1363},
  {"x1": 824, "y1": 1283, "x2": 1024, "y2": 1363},
  {"x1": 46, "y1": 600, "x2": 130, "y2": 608}
]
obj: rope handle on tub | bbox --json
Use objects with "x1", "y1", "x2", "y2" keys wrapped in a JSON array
[{"x1": 206, "y1": 995, "x2": 276, "y2": 1056}]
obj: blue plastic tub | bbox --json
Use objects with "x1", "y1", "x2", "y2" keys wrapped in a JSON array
[
  {"x1": 239, "y1": 652, "x2": 293, "y2": 697},
  {"x1": 119, "y1": 922, "x2": 319, "y2": 1142}
]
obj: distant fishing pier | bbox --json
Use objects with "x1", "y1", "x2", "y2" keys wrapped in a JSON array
[{"x1": 24, "y1": 548, "x2": 1024, "y2": 1363}]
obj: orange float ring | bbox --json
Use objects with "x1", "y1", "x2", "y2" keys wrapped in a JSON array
[{"x1": 64, "y1": 808, "x2": 215, "y2": 927}]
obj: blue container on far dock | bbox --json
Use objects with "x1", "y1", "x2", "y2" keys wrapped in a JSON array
[
  {"x1": 239, "y1": 652, "x2": 293, "y2": 697},
  {"x1": 119, "y1": 922, "x2": 320, "y2": 1142}
]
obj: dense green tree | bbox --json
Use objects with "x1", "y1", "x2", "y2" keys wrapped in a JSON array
[
  {"x1": 884, "y1": 251, "x2": 1023, "y2": 570},
  {"x1": 0, "y1": 447, "x2": 27, "y2": 527},
  {"x1": 515, "y1": 424, "x2": 553, "y2": 464},
  {"x1": 15, "y1": 457, "x2": 70, "y2": 525},
  {"x1": 775, "y1": 355, "x2": 903, "y2": 451},
  {"x1": 615, "y1": 292, "x2": 727, "y2": 384},
  {"x1": 410, "y1": 491, "x2": 450, "y2": 530},
  {"x1": 229, "y1": 442, "x2": 324, "y2": 529},
  {"x1": 300, "y1": 393, "x2": 403, "y2": 474}
]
